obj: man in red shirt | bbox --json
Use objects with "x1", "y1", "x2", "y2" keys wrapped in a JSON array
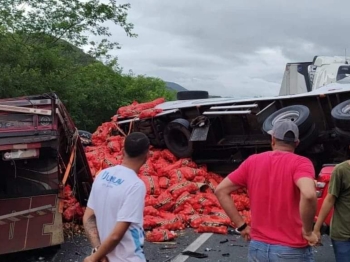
[{"x1": 215, "y1": 120, "x2": 318, "y2": 261}]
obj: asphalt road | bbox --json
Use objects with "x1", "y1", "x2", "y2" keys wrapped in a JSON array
[{"x1": 0, "y1": 231, "x2": 336, "y2": 262}]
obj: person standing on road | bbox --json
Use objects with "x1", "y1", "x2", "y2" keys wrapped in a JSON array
[
  {"x1": 313, "y1": 160, "x2": 350, "y2": 262},
  {"x1": 215, "y1": 120, "x2": 318, "y2": 262},
  {"x1": 83, "y1": 132, "x2": 149, "y2": 262}
]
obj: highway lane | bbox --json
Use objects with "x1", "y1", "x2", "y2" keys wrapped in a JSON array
[{"x1": 0, "y1": 231, "x2": 335, "y2": 262}]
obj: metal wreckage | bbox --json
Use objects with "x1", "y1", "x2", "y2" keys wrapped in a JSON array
[{"x1": 0, "y1": 55, "x2": 349, "y2": 254}]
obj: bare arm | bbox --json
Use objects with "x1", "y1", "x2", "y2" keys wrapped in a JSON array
[
  {"x1": 90, "y1": 222, "x2": 131, "y2": 261},
  {"x1": 215, "y1": 177, "x2": 246, "y2": 227},
  {"x1": 296, "y1": 177, "x2": 317, "y2": 234},
  {"x1": 83, "y1": 207, "x2": 101, "y2": 248},
  {"x1": 314, "y1": 193, "x2": 336, "y2": 231}
]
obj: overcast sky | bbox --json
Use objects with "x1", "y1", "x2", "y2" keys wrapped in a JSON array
[{"x1": 106, "y1": 0, "x2": 349, "y2": 97}]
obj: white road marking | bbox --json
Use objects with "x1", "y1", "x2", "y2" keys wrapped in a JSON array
[{"x1": 170, "y1": 233, "x2": 213, "y2": 262}]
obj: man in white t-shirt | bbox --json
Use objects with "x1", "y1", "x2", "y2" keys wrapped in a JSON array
[{"x1": 83, "y1": 132, "x2": 149, "y2": 262}]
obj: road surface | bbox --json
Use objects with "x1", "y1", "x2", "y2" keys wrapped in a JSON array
[{"x1": 0, "y1": 230, "x2": 335, "y2": 262}]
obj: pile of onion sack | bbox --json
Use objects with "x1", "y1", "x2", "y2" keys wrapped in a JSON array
[{"x1": 62, "y1": 98, "x2": 251, "y2": 242}]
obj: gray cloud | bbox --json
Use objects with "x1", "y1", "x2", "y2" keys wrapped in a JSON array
[{"x1": 104, "y1": 0, "x2": 350, "y2": 97}]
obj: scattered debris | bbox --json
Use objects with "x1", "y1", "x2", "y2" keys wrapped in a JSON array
[
  {"x1": 222, "y1": 253, "x2": 230, "y2": 257},
  {"x1": 181, "y1": 251, "x2": 208, "y2": 258},
  {"x1": 160, "y1": 246, "x2": 177, "y2": 250},
  {"x1": 220, "y1": 239, "x2": 229, "y2": 244},
  {"x1": 229, "y1": 244, "x2": 245, "y2": 247}
]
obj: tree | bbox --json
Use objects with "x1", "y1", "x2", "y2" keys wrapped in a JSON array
[
  {"x1": 0, "y1": 0, "x2": 176, "y2": 132},
  {"x1": 0, "y1": 0, "x2": 136, "y2": 62}
]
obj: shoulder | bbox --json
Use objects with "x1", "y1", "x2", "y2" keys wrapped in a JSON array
[
  {"x1": 129, "y1": 178, "x2": 146, "y2": 192},
  {"x1": 333, "y1": 161, "x2": 349, "y2": 175},
  {"x1": 291, "y1": 153, "x2": 313, "y2": 165}
]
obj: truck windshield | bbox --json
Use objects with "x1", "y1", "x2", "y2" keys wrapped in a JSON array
[
  {"x1": 0, "y1": 147, "x2": 58, "y2": 198},
  {"x1": 336, "y1": 65, "x2": 350, "y2": 81}
]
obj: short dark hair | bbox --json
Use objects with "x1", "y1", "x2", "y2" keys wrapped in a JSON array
[
  {"x1": 275, "y1": 131, "x2": 297, "y2": 146},
  {"x1": 124, "y1": 132, "x2": 150, "y2": 158}
]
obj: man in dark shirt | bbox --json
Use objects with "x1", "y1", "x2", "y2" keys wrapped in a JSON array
[{"x1": 314, "y1": 160, "x2": 350, "y2": 262}]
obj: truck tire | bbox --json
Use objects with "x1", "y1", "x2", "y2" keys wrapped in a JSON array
[
  {"x1": 295, "y1": 124, "x2": 319, "y2": 153},
  {"x1": 177, "y1": 91, "x2": 209, "y2": 100},
  {"x1": 164, "y1": 118, "x2": 193, "y2": 158},
  {"x1": 262, "y1": 105, "x2": 313, "y2": 135},
  {"x1": 78, "y1": 130, "x2": 92, "y2": 139},
  {"x1": 78, "y1": 130, "x2": 92, "y2": 146},
  {"x1": 331, "y1": 99, "x2": 350, "y2": 131},
  {"x1": 334, "y1": 127, "x2": 350, "y2": 142}
]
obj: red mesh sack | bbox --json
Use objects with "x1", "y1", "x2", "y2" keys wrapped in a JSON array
[
  {"x1": 154, "y1": 191, "x2": 174, "y2": 211},
  {"x1": 143, "y1": 215, "x2": 158, "y2": 230},
  {"x1": 159, "y1": 220, "x2": 185, "y2": 231},
  {"x1": 152, "y1": 158, "x2": 170, "y2": 177},
  {"x1": 145, "y1": 195, "x2": 158, "y2": 206},
  {"x1": 146, "y1": 228, "x2": 176, "y2": 242},
  {"x1": 160, "y1": 149, "x2": 177, "y2": 163},
  {"x1": 177, "y1": 203, "x2": 196, "y2": 216},
  {"x1": 190, "y1": 193, "x2": 218, "y2": 210},
  {"x1": 167, "y1": 167, "x2": 204, "y2": 182},
  {"x1": 107, "y1": 136, "x2": 124, "y2": 153},
  {"x1": 139, "y1": 108, "x2": 163, "y2": 119},
  {"x1": 139, "y1": 160, "x2": 157, "y2": 177},
  {"x1": 162, "y1": 158, "x2": 197, "y2": 173},
  {"x1": 168, "y1": 170, "x2": 186, "y2": 185},
  {"x1": 144, "y1": 206, "x2": 160, "y2": 216},
  {"x1": 187, "y1": 214, "x2": 206, "y2": 228},
  {"x1": 140, "y1": 175, "x2": 160, "y2": 196},
  {"x1": 135, "y1": 98, "x2": 165, "y2": 112},
  {"x1": 207, "y1": 172, "x2": 224, "y2": 184},
  {"x1": 193, "y1": 176, "x2": 206, "y2": 183},
  {"x1": 173, "y1": 191, "x2": 192, "y2": 213},
  {"x1": 102, "y1": 156, "x2": 118, "y2": 169},
  {"x1": 209, "y1": 207, "x2": 230, "y2": 223},
  {"x1": 167, "y1": 181, "x2": 199, "y2": 199},
  {"x1": 206, "y1": 178, "x2": 219, "y2": 192},
  {"x1": 159, "y1": 177, "x2": 170, "y2": 189},
  {"x1": 63, "y1": 202, "x2": 84, "y2": 222},
  {"x1": 149, "y1": 150, "x2": 162, "y2": 160},
  {"x1": 117, "y1": 101, "x2": 139, "y2": 118},
  {"x1": 232, "y1": 194, "x2": 250, "y2": 211},
  {"x1": 196, "y1": 225, "x2": 228, "y2": 234},
  {"x1": 91, "y1": 122, "x2": 116, "y2": 145}
]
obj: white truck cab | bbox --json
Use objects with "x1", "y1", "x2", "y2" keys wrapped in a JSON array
[{"x1": 279, "y1": 55, "x2": 350, "y2": 95}]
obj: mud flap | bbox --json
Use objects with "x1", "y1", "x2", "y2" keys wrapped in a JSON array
[{"x1": 189, "y1": 125, "x2": 209, "y2": 142}]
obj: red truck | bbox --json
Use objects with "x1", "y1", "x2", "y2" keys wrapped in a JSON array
[
  {"x1": 0, "y1": 93, "x2": 92, "y2": 255},
  {"x1": 315, "y1": 165, "x2": 335, "y2": 235}
]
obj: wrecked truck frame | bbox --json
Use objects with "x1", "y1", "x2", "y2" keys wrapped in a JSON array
[
  {"x1": 0, "y1": 93, "x2": 92, "y2": 255},
  {"x1": 115, "y1": 79, "x2": 350, "y2": 175}
]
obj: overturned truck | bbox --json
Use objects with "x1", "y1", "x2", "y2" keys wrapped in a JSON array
[
  {"x1": 115, "y1": 56, "x2": 350, "y2": 175},
  {"x1": 0, "y1": 94, "x2": 92, "y2": 255}
]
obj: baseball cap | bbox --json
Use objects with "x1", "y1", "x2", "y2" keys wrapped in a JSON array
[
  {"x1": 124, "y1": 132, "x2": 150, "y2": 157},
  {"x1": 267, "y1": 120, "x2": 299, "y2": 142}
]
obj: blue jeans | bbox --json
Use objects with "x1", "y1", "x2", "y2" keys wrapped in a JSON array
[
  {"x1": 248, "y1": 240, "x2": 314, "y2": 262},
  {"x1": 332, "y1": 239, "x2": 350, "y2": 262}
]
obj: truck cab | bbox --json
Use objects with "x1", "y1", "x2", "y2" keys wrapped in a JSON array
[
  {"x1": 279, "y1": 55, "x2": 350, "y2": 96},
  {"x1": 315, "y1": 165, "x2": 335, "y2": 235},
  {"x1": 0, "y1": 94, "x2": 92, "y2": 255}
]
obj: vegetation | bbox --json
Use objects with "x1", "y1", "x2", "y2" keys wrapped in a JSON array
[{"x1": 0, "y1": 0, "x2": 176, "y2": 132}]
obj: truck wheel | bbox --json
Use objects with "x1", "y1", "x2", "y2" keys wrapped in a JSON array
[
  {"x1": 177, "y1": 91, "x2": 209, "y2": 100},
  {"x1": 78, "y1": 130, "x2": 92, "y2": 139},
  {"x1": 331, "y1": 99, "x2": 350, "y2": 131},
  {"x1": 295, "y1": 124, "x2": 318, "y2": 153},
  {"x1": 334, "y1": 127, "x2": 350, "y2": 142},
  {"x1": 262, "y1": 105, "x2": 313, "y2": 135},
  {"x1": 78, "y1": 130, "x2": 92, "y2": 146},
  {"x1": 164, "y1": 118, "x2": 193, "y2": 158}
]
